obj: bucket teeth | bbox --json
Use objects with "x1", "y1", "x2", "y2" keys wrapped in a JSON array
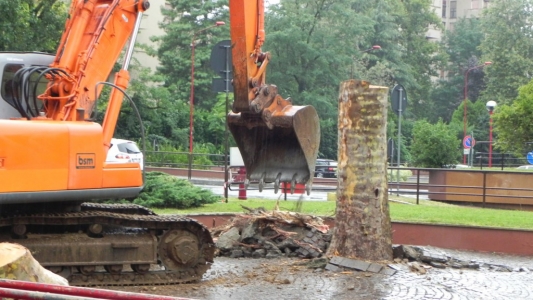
[
  {"x1": 274, "y1": 173, "x2": 281, "y2": 194},
  {"x1": 258, "y1": 172, "x2": 266, "y2": 192},
  {"x1": 290, "y1": 174, "x2": 298, "y2": 194}
]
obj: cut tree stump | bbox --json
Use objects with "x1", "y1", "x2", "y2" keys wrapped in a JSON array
[
  {"x1": 326, "y1": 80, "x2": 393, "y2": 261},
  {"x1": 0, "y1": 242, "x2": 68, "y2": 285}
]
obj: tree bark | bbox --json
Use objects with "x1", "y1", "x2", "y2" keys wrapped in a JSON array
[
  {"x1": 0, "y1": 243, "x2": 68, "y2": 285},
  {"x1": 326, "y1": 80, "x2": 392, "y2": 261}
]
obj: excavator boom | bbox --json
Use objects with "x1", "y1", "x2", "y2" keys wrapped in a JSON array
[
  {"x1": 228, "y1": 0, "x2": 320, "y2": 191},
  {"x1": 0, "y1": 0, "x2": 216, "y2": 286}
]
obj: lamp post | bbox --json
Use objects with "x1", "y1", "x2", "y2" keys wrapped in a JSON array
[
  {"x1": 188, "y1": 21, "x2": 225, "y2": 179},
  {"x1": 351, "y1": 45, "x2": 381, "y2": 79},
  {"x1": 486, "y1": 100, "x2": 497, "y2": 168},
  {"x1": 362, "y1": 45, "x2": 381, "y2": 53},
  {"x1": 463, "y1": 61, "x2": 492, "y2": 163}
]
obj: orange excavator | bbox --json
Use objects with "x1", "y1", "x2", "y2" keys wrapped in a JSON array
[
  {"x1": 228, "y1": 0, "x2": 320, "y2": 193},
  {"x1": 0, "y1": 0, "x2": 319, "y2": 286}
]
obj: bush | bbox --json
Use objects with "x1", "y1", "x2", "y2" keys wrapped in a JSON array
[
  {"x1": 410, "y1": 120, "x2": 460, "y2": 168},
  {"x1": 387, "y1": 168, "x2": 412, "y2": 182},
  {"x1": 132, "y1": 172, "x2": 220, "y2": 208}
]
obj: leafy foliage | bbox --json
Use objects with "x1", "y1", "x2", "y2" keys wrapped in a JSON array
[
  {"x1": 432, "y1": 18, "x2": 485, "y2": 123},
  {"x1": 0, "y1": 0, "x2": 67, "y2": 52},
  {"x1": 410, "y1": 120, "x2": 460, "y2": 168},
  {"x1": 387, "y1": 169, "x2": 413, "y2": 182},
  {"x1": 493, "y1": 79, "x2": 533, "y2": 155},
  {"x1": 395, "y1": 0, "x2": 446, "y2": 120},
  {"x1": 479, "y1": 0, "x2": 533, "y2": 105},
  {"x1": 133, "y1": 172, "x2": 220, "y2": 208},
  {"x1": 153, "y1": 0, "x2": 229, "y2": 110}
]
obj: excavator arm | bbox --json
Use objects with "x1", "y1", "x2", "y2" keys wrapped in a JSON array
[
  {"x1": 0, "y1": 0, "x2": 150, "y2": 203},
  {"x1": 228, "y1": 0, "x2": 320, "y2": 192},
  {"x1": 10, "y1": 0, "x2": 149, "y2": 155}
]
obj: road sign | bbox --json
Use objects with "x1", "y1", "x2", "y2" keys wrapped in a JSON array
[
  {"x1": 463, "y1": 135, "x2": 475, "y2": 149},
  {"x1": 527, "y1": 152, "x2": 533, "y2": 164},
  {"x1": 210, "y1": 40, "x2": 232, "y2": 73},
  {"x1": 210, "y1": 40, "x2": 233, "y2": 93},
  {"x1": 391, "y1": 84, "x2": 407, "y2": 115},
  {"x1": 463, "y1": 149, "x2": 470, "y2": 155}
]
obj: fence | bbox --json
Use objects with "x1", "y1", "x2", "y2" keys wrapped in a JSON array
[
  {"x1": 387, "y1": 167, "x2": 533, "y2": 209},
  {"x1": 145, "y1": 151, "x2": 533, "y2": 209}
]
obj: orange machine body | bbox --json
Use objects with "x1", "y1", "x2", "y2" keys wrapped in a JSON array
[
  {"x1": 0, "y1": 0, "x2": 148, "y2": 204},
  {"x1": 0, "y1": 120, "x2": 142, "y2": 204}
]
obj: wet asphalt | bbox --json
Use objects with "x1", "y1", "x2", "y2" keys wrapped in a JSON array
[
  {"x1": 145, "y1": 178, "x2": 533, "y2": 299},
  {"x1": 111, "y1": 247, "x2": 533, "y2": 300},
  {"x1": 192, "y1": 248, "x2": 533, "y2": 300}
]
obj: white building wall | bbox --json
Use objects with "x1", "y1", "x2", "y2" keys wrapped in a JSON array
[{"x1": 134, "y1": 0, "x2": 167, "y2": 73}]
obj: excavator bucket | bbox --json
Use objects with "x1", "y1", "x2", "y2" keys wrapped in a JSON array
[
  {"x1": 228, "y1": 0, "x2": 320, "y2": 189},
  {"x1": 228, "y1": 104, "x2": 320, "y2": 187}
]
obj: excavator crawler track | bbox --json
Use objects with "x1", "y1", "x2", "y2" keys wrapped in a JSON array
[{"x1": 0, "y1": 203, "x2": 215, "y2": 286}]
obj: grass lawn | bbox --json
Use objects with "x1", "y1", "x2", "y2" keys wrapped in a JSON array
[{"x1": 153, "y1": 195, "x2": 533, "y2": 230}]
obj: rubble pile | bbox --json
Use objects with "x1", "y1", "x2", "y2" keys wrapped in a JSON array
[
  {"x1": 392, "y1": 245, "x2": 482, "y2": 274},
  {"x1": 211, "y1": 207, "x2": 332, "y2": 259}
]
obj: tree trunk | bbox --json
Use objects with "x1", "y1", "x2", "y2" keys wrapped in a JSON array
[
  {"x1": 326, "y1": 80, "x2": 392, "y2": 261},
  {"x1": 0, "y1": 243, "x2": 68, "y2": 285}
]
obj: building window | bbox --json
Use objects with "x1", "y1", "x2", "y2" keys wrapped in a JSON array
[
  {"x1": 442, "y1": 0, "x2": 447, "y2": 17},
  {"x1": 450, "y1": 1, "x2": 457, "y2": 19},
  {"x1": 472, "y1": 0, "x2": 479, "y2": 9}
]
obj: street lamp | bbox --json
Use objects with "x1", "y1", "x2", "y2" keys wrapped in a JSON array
[
  {"x1": 362, "y1": 45, "x2": 381, "y2": 53},
  {"x1": 351, "y1": 45, "x2": 381, "y2": 79},
  {"x1": 463, "y1": 61, "x2": 492, "y2": 163},
  {"x1": 187, "y1": 21, "x2": 225, "y2": 179},
  {"x1": 486, "y1": 100, "x2": 497, "y2": 168}
]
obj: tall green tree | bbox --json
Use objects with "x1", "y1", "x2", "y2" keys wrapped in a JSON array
[
  {"x1": 431, "y1": 18, "x2": 485, "y2": 123},
  {"x1": 265, "y1": 0, "x2": 375, "y2": 158},
  {"x1": 395, "y1": 0, "x2": 445, "y2": 120},
  {"x1": 493, "y1": 79, "x2": 533, "y2": 156},
  {"x1": 0, "y1": 0, "x2": 67, "y2": 52},
  {"x1": 151, "y1": 0, "x2": 230, "y2": 149},
  {"x1": 480, "y1": 0, "x2": 533, "y2": 105}
]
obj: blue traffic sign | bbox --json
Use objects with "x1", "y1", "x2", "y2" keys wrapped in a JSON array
[
  {"x1": 527, "y1": 152, "x2": 533, "y2": 165},
  {"x1": 463, "y1": 135, "x2": 475, "y2": 149}
]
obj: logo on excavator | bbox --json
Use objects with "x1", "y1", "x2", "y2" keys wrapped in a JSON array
[{"x1": 76, "y1": 153, "x2": 95, "y2": 169}]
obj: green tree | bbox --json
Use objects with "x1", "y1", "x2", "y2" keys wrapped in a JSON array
[
  {"x1": 431, "y1": 18, "x2": 485, "y2": 123},
  {"x1": 149, "y1": 0, "x2": 230, "y2": 150},
  {"x1": 265, "y1": 0, "x2": 374, "y2": 159},
  {"x1": 394, "y1": 0, "x2": 446, "y2": 120},
  {"x1": 153, "y1": 0, "x2": 229, "y2": 111},
  {"x1": 410, "y1": 120, "x2": 460, "y2": 168},
  {"x1": 493, "y1": 79, "x2": 533, "y2": 155},
  {"x1": 0, "y1": 0, "x2": 67, "y2": 52},
  {"x1": 480, "y1": 0, "x2": 533, "y2": 105}
]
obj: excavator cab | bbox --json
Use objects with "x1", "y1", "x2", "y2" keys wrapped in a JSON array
[{"x1": 228, "y1": 0, "x2": 320, "y2": 192}]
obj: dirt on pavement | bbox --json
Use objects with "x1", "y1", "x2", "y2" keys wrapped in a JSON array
[{"x1": 106, "y1": 247, "x2": 533, "y2": 300}]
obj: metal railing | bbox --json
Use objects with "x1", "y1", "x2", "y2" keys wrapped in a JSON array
[
  {"x1": 387, "y1": 167, "x2": 533, "y2": 208},
  {"x1": 145, "y1": 151, "x2": 533, "y2": 209}
]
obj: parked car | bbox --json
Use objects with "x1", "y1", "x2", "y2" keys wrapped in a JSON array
[
  {"x1": 106, "y1": 138, "x2": 144, "y2": 170},
  {"x1": 517, "y1": 165, "x2": 533, "y2": 170},
  {"x1": 315, "y1": 159, "x2": 337, "y2": 178}
]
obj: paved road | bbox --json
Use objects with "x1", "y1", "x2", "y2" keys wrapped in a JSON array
[{"x1": 111, "y1": 248, "x2": 533, "y2": 300}]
